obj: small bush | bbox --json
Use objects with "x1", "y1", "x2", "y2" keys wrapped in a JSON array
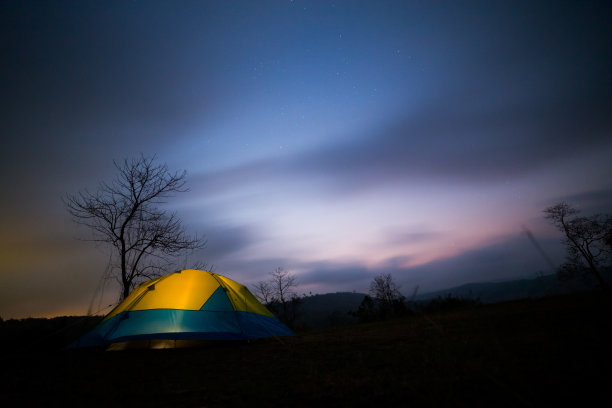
[{"x1": 351, "y1": 295, "x2": 414, "y2": 323}]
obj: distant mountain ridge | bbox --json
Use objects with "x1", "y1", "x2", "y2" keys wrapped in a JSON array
[
  {"x1": 415, "y1": 271, "x2": 608, "y2": 303},
  {"x1": 414, "y1": 274, "x2": 565, "y2": 303},
  {"x1": 295, "y1": 273, "x2": 607, "y2": 329}
]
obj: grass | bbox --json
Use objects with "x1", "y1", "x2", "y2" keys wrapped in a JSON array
[{"x1": 1, "y1": 291, "x2": 611, "y2": 407}]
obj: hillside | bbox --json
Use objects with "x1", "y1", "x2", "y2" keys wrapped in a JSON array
[
  {"x1": 293, "y1": 274, "x2": 602, "y2": 328},
  {"x1": 295, "y1": 292, "x2": 365, "y2": 328},
  {"x1": 1, "y1": 291, "x2": 610, "y2": 406}
]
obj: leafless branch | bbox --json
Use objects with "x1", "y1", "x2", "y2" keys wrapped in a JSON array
[{"x1": 64, "y1": 154, "x2": 206, "y2": 300}]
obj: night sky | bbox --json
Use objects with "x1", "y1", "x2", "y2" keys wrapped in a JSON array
[{"x1": 1, "y1": 1, "x2": 611, "y2": 319}]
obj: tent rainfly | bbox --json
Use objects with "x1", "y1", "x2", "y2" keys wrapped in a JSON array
[{"x1": 70, "y1": 269, "x2": 294, "y2": 349}]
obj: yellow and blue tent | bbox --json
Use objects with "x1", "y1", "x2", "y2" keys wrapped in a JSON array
[{"x1": 71, "y1": 269, "x2": 294, "y2": 348}]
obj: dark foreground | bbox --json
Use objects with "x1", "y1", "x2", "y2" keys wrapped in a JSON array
[{"x1": 1, "y1": 291, "x2": 611, "y2": 407}]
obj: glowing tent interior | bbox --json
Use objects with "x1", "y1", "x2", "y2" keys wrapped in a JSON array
[{"x1": 70, "y1": 269, "x2": 294, "y2": 349}]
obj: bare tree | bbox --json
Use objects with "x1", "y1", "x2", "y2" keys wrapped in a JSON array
[
  {"x1": 256, "y1": 267, "x2": 301, "y2": 327},
  {"x1": 544, "y1": 202, "x2": 611, "y2": 291},
  {"x1": 370, "y1": 273, "x2": 404, "y2": 303},
  {"x1": 252, "y1": 280, "x2": 274, "y2": 304},
  {"x1": 270, "y1": 267, "x2": 297, "y2": 306},
  {"x1": 353, "y1": 273, "x2": 408, "y2": 322},
  {"x1": 64, "y1": 155, "x2": 205, "y2": 300}
]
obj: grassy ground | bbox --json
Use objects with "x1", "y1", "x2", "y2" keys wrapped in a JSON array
[{"x1": 1, "y1": 291, "x2": 611, "y2": 407}]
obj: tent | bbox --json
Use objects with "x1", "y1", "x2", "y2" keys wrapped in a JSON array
[{"x1": 70, "y1": 269, "x2": 294, "y2": 349}]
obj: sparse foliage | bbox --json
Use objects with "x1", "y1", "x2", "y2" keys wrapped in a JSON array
[
  {"x1": 254, "y1": 267, "x2": 301, "y2": 327},
  {"x1": 270, "y1": 267, "x2": 297, "y2": 306},
  {"x1": 353, "y1": 273, "x2": 408, "y2": 322},
  {"x1": 370, "y1": 273, "x2": 404, "y2": 304},
  {"x1": 253, "y1": 280, "x2": 274, "y2": 304},
  {"x1": 352, "y1": 295, "x2": 377, "y2": 323},
  {"x1": 544, "y1": 202, "x2": 612, "y2": 291},
  {"x1": 64, "y1": 155, "x2": 205, "y2": 300}
]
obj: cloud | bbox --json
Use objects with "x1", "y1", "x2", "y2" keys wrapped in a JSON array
[
  {"x1": 291, "y1": 91, "x2": 612, "y2": 188},
  {"x1": 213, "y1": 257, "x2": 295, "y2": 285},
  {"x1": 195, "y1": 222, "x2": 259, "y2": 261},
  {"x1": 189, "y1": 160, "x2": 284, "y2": 198},
  {"x1": 232, "y1": 232, "x2": 566, "y2": 296},
  {"x1": 383, "y1": 230, "x2": 441, "y2": 246},
  {"x1": 552, "y1": 188, "x2": 612, "y2": 214},
  {"x1": 297, "y1": 261, "x2": 373, "y2": 286},
  {"x1": 190, "y1": 77, "x2": 612, "y2": 199},
  {"x1": 396, "y1": 233, "x2": 566, "y2": 293},
  {"x1": 184, "y1": 0, "x2": 612, "y2": 196},
  {"x1": 3, "y1": 1, "x2": 611, "y2": 319}
]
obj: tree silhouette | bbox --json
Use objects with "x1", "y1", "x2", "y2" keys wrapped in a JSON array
[
  {"x1": 254, "y1": 267, "x2": 301, "y2": 327},
  {"x1": 253, "y1": 280, "x2": 274, "y2": 304},
  {"x1": 353, "y1": 273, "x2": 408, "y2": 321},
  {"x1": 544, "y1": 202, "x2": 611, "y2": 291},
  {"x1": 270, "y1": 267, "x2": 297, "y2": 307},
  {"x1": 352, "y1": 295, "x2": 377, "y2": 323},
  {"x1": 64, "y1": 155, "x2": 205, "y2": 300},
  {"x1": 370, "y1": 273, "x2": 404, "y2": 304}
]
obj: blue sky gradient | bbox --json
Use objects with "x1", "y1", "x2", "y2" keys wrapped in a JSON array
[{"x1": 1, "y1": 1, "x2": 611, "y2": 318}]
